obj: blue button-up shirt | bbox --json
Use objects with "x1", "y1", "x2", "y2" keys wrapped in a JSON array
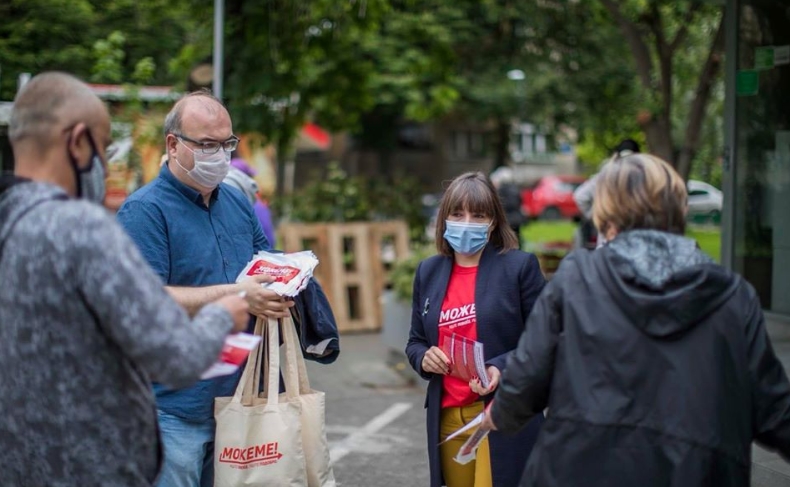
[{"x1": 117, "y1": 164, "x2": 268, "y2": 421}]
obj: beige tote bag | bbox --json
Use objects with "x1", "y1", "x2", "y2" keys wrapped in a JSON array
[
  {"x1": 279, "y1": 315, "x2": 336, "y2": 487},
  {"x1": 214, "y1": 317, "x2": 307, "y2": 487}
]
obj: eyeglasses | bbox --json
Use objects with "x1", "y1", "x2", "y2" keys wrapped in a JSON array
[{"x1": 173, "y1": 133, "x2": 239, "y2": 154}]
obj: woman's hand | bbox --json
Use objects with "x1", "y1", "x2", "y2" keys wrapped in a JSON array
[
  {"x1": 469, "y1": 365, "x2": 500, "y2": 395},
  {"x1": 421, "y1": 346, "x2": 451, "y2": 375}
]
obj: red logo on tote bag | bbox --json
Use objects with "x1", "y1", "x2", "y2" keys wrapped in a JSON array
[{"x1": 219, "y1": 442, "x2": 282, "y2": 469}]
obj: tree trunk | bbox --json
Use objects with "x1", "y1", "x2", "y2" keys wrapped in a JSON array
[
  {"x1": 493, "y1": 119, "x2": 510, "y2": 170},
  {"x1": 642, "y1": 114, "x2": 675, "y2": 164},
  {"x1": 676, "y1": 16, "x2": 725, "y2": 181}
]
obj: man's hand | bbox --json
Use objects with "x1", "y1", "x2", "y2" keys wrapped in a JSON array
[
  {"x1": 481, "y1": 402, "x2": 498, "y2": 431},
  {"x1": 469, "y1": 365, "x2": 501, "y2": 395},
  {"x1": 214, "y1": 294, "x2": 250, "y2": 333},
  {"x1": 237, "y1": 274, "x2": 295, "y2": 318},
  {"x1": 421, "y1": 346, "x2": 451, "y2": 375}
]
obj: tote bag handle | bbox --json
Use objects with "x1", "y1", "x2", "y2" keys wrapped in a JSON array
[{"x1": 280, "y1": 316, "x2": 312, "y2": 394}]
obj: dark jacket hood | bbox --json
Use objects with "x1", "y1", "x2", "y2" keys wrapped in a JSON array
[{"x1": 596, "y1": 229, "x2": 739, "y2": 338}]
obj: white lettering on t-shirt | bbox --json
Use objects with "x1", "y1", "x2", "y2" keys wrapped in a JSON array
[{"x1": 438, "y1": 304, "x2": 476, "y2": 330}]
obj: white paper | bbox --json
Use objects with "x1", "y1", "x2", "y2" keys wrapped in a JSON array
[
  {"x1": 236, "y1": 250, "x2": 318, "y2": 297},
  {"x1": 454, "y1": 425, "x2": 491, "y2": 465},
  {"x1": 439, "y1": 411, "x2": 484, "y2": 445},
  {"x1": 200, "y1": 332, "x2": 262, "y2": 379}
]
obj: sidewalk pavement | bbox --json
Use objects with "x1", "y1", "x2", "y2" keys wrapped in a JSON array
[{"x1": 752, "y1": 316, "x2": 790, "y2": 487}]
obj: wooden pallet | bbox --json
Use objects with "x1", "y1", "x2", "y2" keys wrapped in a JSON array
[{"x1": 279, "y1": 221, "x2": 411, "y2": 333}]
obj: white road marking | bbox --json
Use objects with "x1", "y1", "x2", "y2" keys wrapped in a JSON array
[{"x1": 329, "y1": 402, "x2": 413, "y2": 466}]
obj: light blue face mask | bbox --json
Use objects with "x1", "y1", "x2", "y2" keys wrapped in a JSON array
[{"x1": 444, "y1": 220, "x2": 491, "y2": 255}]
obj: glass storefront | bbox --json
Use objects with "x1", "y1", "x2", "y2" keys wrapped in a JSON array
[{"x1": 729, "y1": 0, "x2": 790, "y2": 315}]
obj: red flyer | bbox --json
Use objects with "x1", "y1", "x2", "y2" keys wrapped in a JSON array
[
  {"x1": 440, "y1": 333, "x2": 490, "y2": 388},
  {"x1": 201, "y1": 333, "x2": 262, "y2": 379},
  {"x1": 236, "y1": 251, "x2": 319, "y2": 297},
  {"x1": 244, "y1": 260, "x2": 300, "y2": 283}
]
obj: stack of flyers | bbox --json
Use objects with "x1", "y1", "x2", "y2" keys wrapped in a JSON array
[
  {"x1": 439, "y1": 410, "x2": 491, "y2": 465},
  {"x1": 455, "y1": 424, "x2": 491, "y2": 465},
  {"x1": 236, "y1": 250, "x2": 318, "y2": 297},
  {"x1": 200, "y1": 332, "x2": 262, "y2": 379},
  {"x1": 440, "y1": 333, "x2": 490, "y2": 389}
]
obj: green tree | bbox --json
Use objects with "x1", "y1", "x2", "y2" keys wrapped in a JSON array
[
  {"x1": 0, "y1": 0, "x2": 202, "y2": 100},
  {"x1": 598, "y1": 0, "x2": 724, "y2": 179},
  {"x1": 0, "y1": 0, "x2": 96, "y2": 100}
]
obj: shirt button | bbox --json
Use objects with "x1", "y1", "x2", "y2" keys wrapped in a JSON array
[{"x1": 223, "y1": 259, "x2": 229, "y2": 266}]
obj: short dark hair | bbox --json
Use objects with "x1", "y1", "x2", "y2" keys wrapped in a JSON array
[
  {"x1": 10, "y1": 72, "x2": 99, "y2": 145},
  {"x1": 615, "y1": 138, "x2": 641, "y2": 155},
  {"x1": 434, "y1": 171, "x2": 519, "y2": 256}
]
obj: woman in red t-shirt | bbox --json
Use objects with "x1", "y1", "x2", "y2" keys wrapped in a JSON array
[{"x1": 406, "y1": 171, "x2": 546, "y2": 487}]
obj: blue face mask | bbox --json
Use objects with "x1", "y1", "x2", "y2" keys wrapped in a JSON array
[{"x1": 444, "y1": 221, "x2": 490, "y2": 255}]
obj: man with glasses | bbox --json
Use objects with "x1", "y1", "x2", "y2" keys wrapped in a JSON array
[
  {"x1": 117, "y1": 91, "x2": 293, "y2": 487},
  {"x1": 0, "y1": 74, "x2": 252, "y2": 486}
]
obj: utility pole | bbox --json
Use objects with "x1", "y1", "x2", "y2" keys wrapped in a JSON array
[{"x1": 213, "y1": 0, "x2": 224, "y2": 100}]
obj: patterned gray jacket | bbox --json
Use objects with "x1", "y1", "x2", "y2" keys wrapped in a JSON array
[{"x1": 0, "y1": 180, "x2": 234, "y2": 486}]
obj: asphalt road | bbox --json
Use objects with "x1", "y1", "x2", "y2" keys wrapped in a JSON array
[{"x1": 306, "y1": 332, "x2": 431, "y2": 487}]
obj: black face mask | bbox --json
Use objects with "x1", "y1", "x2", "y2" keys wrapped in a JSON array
[{"x1": 67, "y1": 129, "x2": 106, "y2": 203}]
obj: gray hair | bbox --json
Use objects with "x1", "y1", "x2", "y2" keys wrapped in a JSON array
[
  {"x1": 490, "y1": 166, "x2": 514, "y2": 186},
  {"x1": 10, "y1": 72, "x2": 100, "y2": 144},
  {"x1": 223, "y1": 167, "x2": 259, "y2": 205},
  {"x1": 163, "y1": 90, "x2": 226, "y2": 137}
]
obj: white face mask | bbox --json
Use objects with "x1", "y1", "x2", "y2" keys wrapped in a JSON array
[{"x1": 176, "y1": 139, "x2": 230, "y2": 189}]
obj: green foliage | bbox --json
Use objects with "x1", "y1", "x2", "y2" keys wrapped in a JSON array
[
  {"x1": 0, "y1": 0, "x2": 725, "y2": 192},
  {"x1": 0, "y1": 0, "x2": 204, "y2": 100},
  {"x1": 276, "y1": 164, "x2": 372, "y2": 223},
  {"x1": 575, "y1": 129, "x2": 647, "y2": 174},
  {"x1": 274, "y1": 163, "x2": 428, "y2": 242},
  {"x1": 522, "y1": 221, "x2": 578, "y2": 246},
  {"x1": 131, "y1": 57, "x2": 156, "y2": 85},
  {"x1": 0, "y1": 0, "x2": 95, "y2": 99},
  {"x1": 390, "y1": 244, "x2": 436, "y2": 302},
  {"x1": 91, "y1": 31, "x2": 126, "y2": 83}
]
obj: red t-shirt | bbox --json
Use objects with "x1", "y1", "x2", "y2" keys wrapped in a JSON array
[{"x1": 439, "y1": 263, "x2": 480, "y2": 408}]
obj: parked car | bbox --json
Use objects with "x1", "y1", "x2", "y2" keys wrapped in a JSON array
[
  {"x1": 687, "y1": 180, "x2": 723, "y2": 222},
  {"x1": 521, "y1": 175, "x2": 587, "y2": 220}
]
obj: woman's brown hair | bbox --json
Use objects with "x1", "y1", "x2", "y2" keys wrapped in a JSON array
[
  {"x1": 593, "y1": 153, "x2": 687, "y2": 236},
  {"x1": 434, "y1": 171, "x2": 520, "y2": 256}
]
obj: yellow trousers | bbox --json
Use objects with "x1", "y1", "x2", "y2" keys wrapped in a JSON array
[{"x1": 439, "y1": 402, "x2": 493, "y2": 487}]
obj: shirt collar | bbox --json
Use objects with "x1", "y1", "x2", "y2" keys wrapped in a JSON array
[{"x1": 160, "y1": 163, "x2": 220, "y2": 206}]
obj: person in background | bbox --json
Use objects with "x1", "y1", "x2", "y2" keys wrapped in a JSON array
[
  {"x1": 116, "y1": 91, "x2": 293, "y2": 487},
  {"x1": 229, "y1": 156, "x2": 276, "y2": 246},
  {"x1": 406, "y1": 171, "x2": 546, "y2": 487},
  {"x1": 489, "y1": 166, "x2": 525, "y2": 249},
  {"x1": 572, "y1": 138, "x2": 640, "y2": 249},
  {"x1": 0, "y1": 72, "x2": 250, "y2": 486},
  {"x1": 223, "y1": 161, "x2": 259, "y2": 206},
  {"x1": 484, "y1": 153, "x2": 790, "y2": 486}
]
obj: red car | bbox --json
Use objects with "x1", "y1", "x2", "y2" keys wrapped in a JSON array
[{"x1": 521, "y1": 175, "x2": 587, "y2": 220}]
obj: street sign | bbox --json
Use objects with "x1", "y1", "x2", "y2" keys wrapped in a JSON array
[
  {"x1": 736, "y1": 70, "x2": 759, "y2": 96},
  {"x1": 756, "y1": 47, "x2": 774, "y2": 70}
]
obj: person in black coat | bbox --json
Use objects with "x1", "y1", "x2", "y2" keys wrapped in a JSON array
[
  {"x1": 406, "y1": 171, "x2": 546, "y2": 487},
  {"x1": 483, "y1": 153, "x2": 790, "y2": 487},
  {"x1": 490, "y1": 166, "x2": 525, "y2": 248}
]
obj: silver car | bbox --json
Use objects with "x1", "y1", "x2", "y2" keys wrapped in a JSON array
[{"x1": 687, "y1": 180, "x2": 723, "y2": 220}]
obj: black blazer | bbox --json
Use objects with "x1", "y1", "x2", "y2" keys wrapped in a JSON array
[{"x1": 406, "y1": 244, "x2": 546, "y2": 487}]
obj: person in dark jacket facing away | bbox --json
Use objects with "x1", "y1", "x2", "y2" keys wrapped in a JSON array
[
  {"x1": 406, "y1": 171, "x2": 546, "y2": 487},
  {"x1": 482, "y1": 153, "x2": 790, "y2": 487},
  {"x1": 490, "y1": 166, "x2": 525, "y2": 249}
]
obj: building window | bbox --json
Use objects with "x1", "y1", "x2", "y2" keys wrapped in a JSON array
[{"x1": 732, "y1": 1, "x2": 790, "y2": 313}]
